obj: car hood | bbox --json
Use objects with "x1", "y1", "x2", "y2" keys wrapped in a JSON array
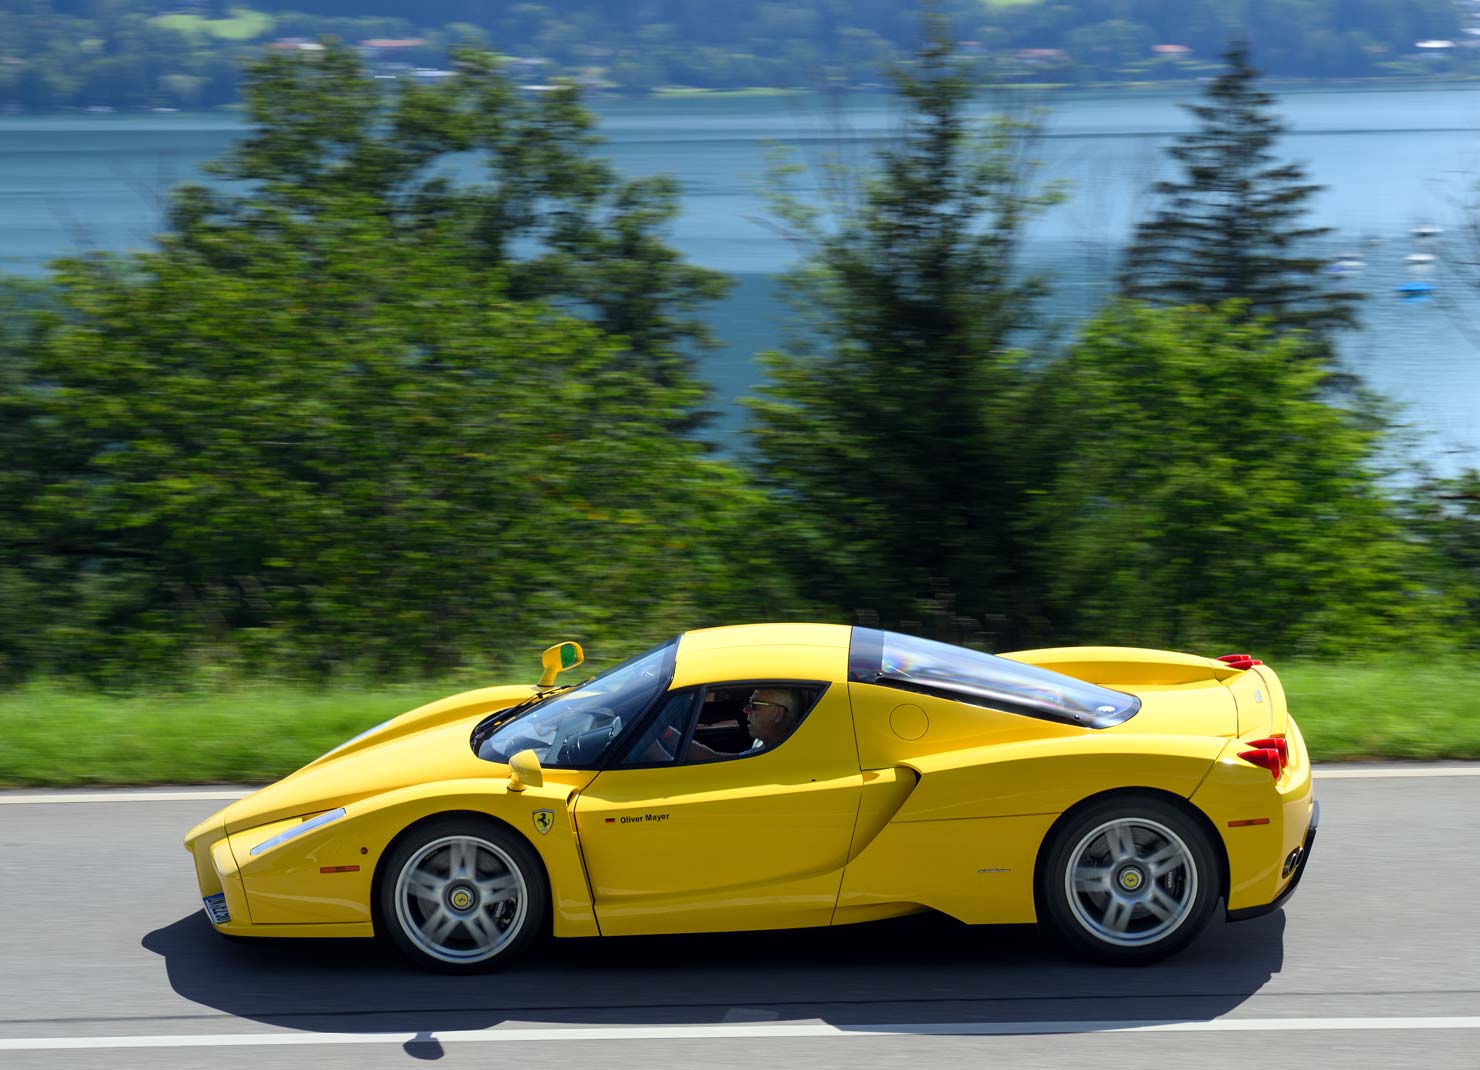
[{"x1": 186, "y1": 683, "x2": 537, "y2": 844}]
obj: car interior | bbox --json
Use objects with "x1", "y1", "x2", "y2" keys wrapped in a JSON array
[{"x1": 619, "y1": 684, "x2": 823, "y2": 766}]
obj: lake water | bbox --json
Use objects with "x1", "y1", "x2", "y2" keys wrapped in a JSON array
[{"x1": 3, "y1": 86, "x2": 1479, "y2": 464}]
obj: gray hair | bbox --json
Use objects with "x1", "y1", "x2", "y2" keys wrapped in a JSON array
[{"x1": 756, "y1": 688, "x2": 800, "y2": 720}]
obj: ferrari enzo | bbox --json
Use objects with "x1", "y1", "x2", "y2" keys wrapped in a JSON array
[{"x1": 184, "y1": 624, "x2": 1317, "y2": 969}]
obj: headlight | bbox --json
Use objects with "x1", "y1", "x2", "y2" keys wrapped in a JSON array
[{"x1": 249, "y1": 807, "x2": 346, "y2": 856}]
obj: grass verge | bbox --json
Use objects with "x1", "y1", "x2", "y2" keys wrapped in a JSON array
[
  {"x1": 0, "y1": 660, "x2": 1476, "y2": 787},
  {"x1": 1280, "y1": 661, "x2": 1480, "y2": 761},
  {"x1": 0, "y1": 682, "x2": 454, "y2": 787}
]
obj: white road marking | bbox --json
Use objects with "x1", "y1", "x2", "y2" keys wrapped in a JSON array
[
  {"x1": 1313, "y1": 767, "x2": 1480, "y2": 779},
  {"x1": 0, "y1": 790, "x2": 249, "y2": 805},
  {"x1": 3, "y1": 1017, "x2": 1480, "y2": 1050}
]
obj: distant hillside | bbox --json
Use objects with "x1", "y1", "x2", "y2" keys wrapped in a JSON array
[
  {"x1": 168, "y1": 0, "x2": 1468, "y2": 81},
  {"x1": 0, "y1": 0, "x2": 1470, "y2": 111}
]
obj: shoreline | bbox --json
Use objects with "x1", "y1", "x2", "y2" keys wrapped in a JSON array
[{"x1": 6, "y1": 73, "x2": 1480, "y2": 118}]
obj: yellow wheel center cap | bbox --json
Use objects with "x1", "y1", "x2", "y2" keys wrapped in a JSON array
[
  {"x1": 1119, "y1": 869, "x2": 1143, "y2": 891},
  {"x1": 450, "y1": 889, "x2": 473, "y2": 910}
]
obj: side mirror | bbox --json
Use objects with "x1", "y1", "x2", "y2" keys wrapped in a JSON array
[
  {"x1": 507, "y1": 748, "x2": 544, "y2": 793},
  {"x1": 538, "y1": 641, "x2": 585, "y2": 688}
]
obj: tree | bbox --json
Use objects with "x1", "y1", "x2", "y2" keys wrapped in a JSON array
[
  {"x1": 0, "y1": 46, "x2": 793, "y2": 685},
  {"x1": 1, "y1": 227, "x2": 788, "y2": 685},
  {"x1": 1020, "y1": 301, "x2": 1446, "y2": 654},
  {"x1": 749, "y1": 19, "x2": 1063, "y2": 638},
  {"x1": 169, "y1": 42, "x2": 728, "y2": 408},
  {"x1": 1120, "y1": 41, "x2": 1360, "y2": 354},
  {"x1": 1404, "y1": 470, "x2": 1480, "y2": 650}
]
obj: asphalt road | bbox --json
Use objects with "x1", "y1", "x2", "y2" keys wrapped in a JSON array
[{"x1": 1, "y1": 767, "x2": 1478, "y2": 1069}]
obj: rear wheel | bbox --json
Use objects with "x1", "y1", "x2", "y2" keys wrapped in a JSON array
[
  {"x1": 378, "y1": 816, "x2": 547, "y2": 972},
  {"x1": 1039, "y1": 795, "x2": 1219, "y2": 965}
]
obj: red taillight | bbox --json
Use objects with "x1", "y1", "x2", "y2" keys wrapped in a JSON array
[
  {"x1": 1217, "y1": 653, "x2": 1264, "y2": 670},
  {"x1": 1238, "y1": 747, "x2": 1282, "y2": 779},
  {"x1": 1248, "y1": 736, "x2": 1288, "y2": 764}
]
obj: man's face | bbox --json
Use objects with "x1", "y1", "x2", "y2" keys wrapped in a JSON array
[{"x1": 745, "y1": 690, "x2": 793, "y2": 745}]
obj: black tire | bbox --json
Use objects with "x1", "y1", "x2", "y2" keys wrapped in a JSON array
[
  {"x1": 1038, "y1": 794, "x2": 1220, "y2": 965},
  {"x1": 377, "y1": 815, "x2": 548, "y2": 972}
]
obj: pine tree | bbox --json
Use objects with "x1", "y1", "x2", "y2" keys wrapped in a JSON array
[
  {"x1": 750, "y1": 18, "x2": 1063, "y2": 636},
  {"x1": 1121, "y1": 40, "x2": 1359, "y2": 350}
]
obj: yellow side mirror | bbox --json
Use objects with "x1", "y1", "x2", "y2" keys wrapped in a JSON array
[
  {"x1": 507, "y1": 748, "x2": 544, "y2": 793},
  {"x1": 538, "y1": 641, "x2": 585, "y2": 688}
]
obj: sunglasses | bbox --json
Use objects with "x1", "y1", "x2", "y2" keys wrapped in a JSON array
[{"x1": 744, "y1": 698, "x2": 785, "y2": 712}]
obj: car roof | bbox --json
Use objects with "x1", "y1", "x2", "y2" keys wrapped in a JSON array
[{"x1": 672, "y1": 623, "x2": 851, "y2": 688}]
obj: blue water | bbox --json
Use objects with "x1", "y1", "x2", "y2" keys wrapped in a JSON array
[{"x1": 2, "y1": 86, "x2": 1479, "y2": 462}]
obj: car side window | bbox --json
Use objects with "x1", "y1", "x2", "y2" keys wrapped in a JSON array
[
  {"x1": 679, "y1": 684, "x2": 821, "y2": 764},
  {"x1": 617, "y1": 690, "x2": 699, "y2": 766}
]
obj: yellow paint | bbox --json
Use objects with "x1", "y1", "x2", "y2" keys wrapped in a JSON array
[
  {"x1": 538, "y1": 641, "x2": 585, "y2": 688},
  {"x1": 573, "y1": 681, "x2": 860, "y2": 935},
  {"x1": 1192, "y1": 712, "x2": 1314, "y2": 910},
  {"x1": 183, "y1": 626, "x2": 1313, "y2": 945}
]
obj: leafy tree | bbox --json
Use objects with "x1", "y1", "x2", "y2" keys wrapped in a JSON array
[
  {"x1": 0, "y1": 46, "x2": 792, "y2": 685},
  {"x1": 1404, "y1": 471, "x2": 1480, "y2": 649},
  {"x1": 750, "y1": 21, "x2": 1063, "y2": 638},
  {"x1": 1021, "y1": 301, "x2": 1446, "y2": 654},
  {"x1": 1, "y1": 229, "x2": 786, "y2": 685},
  {"x1": 0, "y1": 279, "x2": 55, "y2": 683},
  {"x1": 170, "y1": 43, "x2": 729, "y2": 406},
  {"x1": 1120, "y1": 41, "x2": 1360, "y2": 353}
]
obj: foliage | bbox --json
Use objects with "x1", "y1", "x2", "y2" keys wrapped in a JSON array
[
  {"x1": 750, "y1": 21, "x2": 1063, "y2": 640},
  {"x1": 1120, "y1": 41, "x2": 1361, "y2": 355},
  {"x1": 174, "y1": 44, "x2": 728, "y2": 401},
  {"x1": 1404, "y1": 469, "x2": 1480, "y2": 646},
  {"x1": 0, "y1": 47, "x2": 792, "y2": 685},
  {"x1": 1020, "y1": 301, "x2": 1450, "y2": 655}
]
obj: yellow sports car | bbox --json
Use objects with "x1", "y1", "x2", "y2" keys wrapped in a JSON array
[{"x1": 184, "y1": 623, "x2": 1317, "y2": 970}]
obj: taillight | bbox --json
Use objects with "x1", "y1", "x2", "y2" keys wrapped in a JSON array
[
  {"x1": 1238, "y1": 746, "x2": 1283, "y2": 780},
  {"x1": 1248, "y1": 735, "x2": 1288, "y2": 764},
  {"x1": 1217, "y1": 653, "x2": 1264, "y2": 670}
]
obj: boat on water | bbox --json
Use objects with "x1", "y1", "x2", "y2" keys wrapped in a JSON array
[
  {"x1": 1412, "y1": 224, "x2": 1444, "y2": 239},
  {"x1": 1405, "y1": 252, "x2": 1437, "y2": 264}
]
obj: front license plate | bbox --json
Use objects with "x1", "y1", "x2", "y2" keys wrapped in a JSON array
[{"x1": 202, "y1": 893, "x2": 230, "y2": 925}]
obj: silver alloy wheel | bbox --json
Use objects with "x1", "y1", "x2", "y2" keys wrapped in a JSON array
[
  {"x1": 1063, "y1": 816, "x2": 1198, "y2": 948},
  {"x1": 392, "y1": 834, "x2": 529, "y2": 965}
]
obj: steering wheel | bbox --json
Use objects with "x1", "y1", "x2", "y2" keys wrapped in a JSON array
[{"x1": 552, "y1": 709, "x2": 622, "y2": 765}]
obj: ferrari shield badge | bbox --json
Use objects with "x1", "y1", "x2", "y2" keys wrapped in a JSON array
[{"x1": 532, "y1": 809, "x2": 555, "y2": 836}]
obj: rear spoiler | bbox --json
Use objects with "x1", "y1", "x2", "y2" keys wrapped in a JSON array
[{"x1": 1000, "y1": 646, "x2": 1249, "y2": 687}]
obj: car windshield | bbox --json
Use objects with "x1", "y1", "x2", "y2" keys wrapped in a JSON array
[
  {"x1": 847, "y1": 628, "x2": 1139, "y2": 729},
  {"x1": 473, "y1": 638, "x2": 677, "y2": 768}
]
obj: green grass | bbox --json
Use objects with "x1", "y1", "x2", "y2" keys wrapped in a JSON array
[
  {"x1": 151, "y1": 7, "x2": 273, "y2": 42},
  {"x1": 0, "y1": 682, "x2": 455, "y2": 787},
  {"x1": 0, "y1": 660, "x2": 1476, "y2": 787},
  {"x1": 1281, "y1": 661, "x2": 1480, "y2": 762}
]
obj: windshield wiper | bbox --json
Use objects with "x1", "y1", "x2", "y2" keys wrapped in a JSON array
[{"x1": 471, "y1": 695, "x2": 546, "y2": 751}]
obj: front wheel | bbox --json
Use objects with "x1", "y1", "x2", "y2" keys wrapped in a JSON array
[
  {"x1": 378, "y1": 816, "x2": 547, "y2": 972},
  {"x1": 1039, "y1": 795, "x2": 1220, "y2": 965}
]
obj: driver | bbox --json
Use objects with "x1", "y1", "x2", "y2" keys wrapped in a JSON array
[{"x1": 687, "y1": 688, "x2": 800, "y2": 761}]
